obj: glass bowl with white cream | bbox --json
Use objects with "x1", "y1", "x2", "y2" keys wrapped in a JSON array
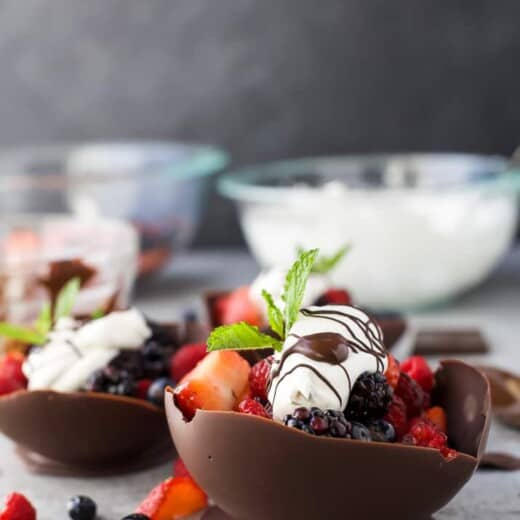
[{"x1": 219, "y1": 154, "x2": 520, "y2": 311}]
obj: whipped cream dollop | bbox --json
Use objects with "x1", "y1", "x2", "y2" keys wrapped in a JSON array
[
  {"x1": 23, "y1": 308, "x2": 151, "y2": 392},
  {"x1": 249, "y1": 268, "x2": 328, "y2": 322},
  {"x1": 268, "y1": 305, "x2": 388, "y2": 421}
]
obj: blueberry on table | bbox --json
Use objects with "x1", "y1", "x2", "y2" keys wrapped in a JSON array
[
  {"x1": 67, "y1": 495, "x2": 97, "y2": 520},
  {"x1": 147, "y1": 377, "x2": 176, "y2": 406}
]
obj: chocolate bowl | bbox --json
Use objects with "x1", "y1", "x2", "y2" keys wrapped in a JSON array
[{"x1": 166, "y1": 360, "x2": 490, "y2": 520}]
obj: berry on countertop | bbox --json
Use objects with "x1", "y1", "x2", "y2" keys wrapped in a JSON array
[
  {"x1": 67, "y1": 495, "x2": 97, "y2": 520},
  {"x1": 315, "y1": 288, "x2": 352, "y2": 306},
  {"x1": 121, "y1": 515, "x2": 150, "y2": 520},
  {"x1": 237, "y1": 398, "x2": 271, "y2": 418},
  {"x1": 249, "y1": 357, "x2": 272, "y2": 402},
  {"x1": 218, "y1": 286, "x2": 263, "y2": 327},
  {"x1": 394, "y1": 372, "x2": 425, "y2": 418},
  {"x1": 173, "y1": 458, "x2": 190, "y2": 478},
  {"x1": 85, "y1": 367, "x2": 136, "y2": 397},
  {"x1": 351, "y1": 421, "x2": 372, "y2": 441},
  {"x1": 136, "y1": 379, "x2": 153, "y2": 400},
  {"x1": 383, "y1": 354, "x2": 400, "y2": 389},
  {"x1": 384, "y1": 395, "x2": 408, "y2": 440},
  {"x1": 400, "y1": 356, "x2": 434, "y2": 393},
  {"x1": 345, "y1": 372, "x2": 393, "y2": 421},
  {"x1": 136, "y1": 477, "x2": 207, "y2": 520},
  {"x1": 173, "y1": 351, "x2": 250, "y2": 421},
  {"x1": 283, "y1": 407, "x2": 353, "y2": 438},
  {"x1": 0, "y1": 492, "x2": 36, "y2": 520},
  {"x1": 424, "y1": 406, "x2": 448, "y2": 433},
  {"x1": 366, "y1": 419, "x2": 396, "y2": 442},
  {"x1": 169, "y1": 343, "x2": 207, "y2": 382},
  {"x1": 0, "y1": 352, "x2": 28, "y2": 396},
  {"x1": 147, "y1": 378, "x2": 175, "y2": 407}
]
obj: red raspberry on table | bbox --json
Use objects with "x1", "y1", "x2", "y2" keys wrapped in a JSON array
[
  {"x1": 384, "y1": 395, "x2": 408, "y2": 440},
  {"x1": 383, "y1": 354, "x2": 400, "y2": 389},
  {"x1": 170, "y1": 343, "x2": 207, "y2": 382},
  {"x1": 0, "y1": 492, "x2": 36, "y2": 520},
  {"x1": 395, "y1": 372, "x2": 425, "y2": 418},
  {"x1": 400, "y1": 356, "x2": 434, "y2": 392},
  {"x1": 249, "y1": 358, "x2": 272, "y2": 403},
  {"x1": 237, "y1": 398, "x2": 271, "y2": 418}
]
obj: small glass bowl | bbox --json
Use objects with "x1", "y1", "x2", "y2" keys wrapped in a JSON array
[
  {"x1": 0, "y1": 215, "x2": 138, "y2": 325},
  {"x1": 219, "y1": 153, "x2": 520, "y2": 310}
]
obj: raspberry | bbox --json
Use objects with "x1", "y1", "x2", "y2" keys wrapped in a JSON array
[
  {"x1": 315, "y1": 288, "x2": 352, "y2": 306},
  {"x1": 384, "y1": 395, "x2": 408, "y2": 440},
  {"x1": 0, "y1": 492, "x2": 36, "y2": 520},
  {"x1": 170, "y1": 343, "x2": 207, "y2": 382},
  {"x1": 173, "y1": 458, "x2": 190, "y2": 478},
  {"x1": 400, "y1": 356, "x2": 434, "y2": 392},
  {"x1": 237, "y1": 398, "x2": 271, "y2": 418},
  {"x1": 0, "y1": 353, "x2": 27, "y2": 397},
  {"x1": 136, "y1": 379, "x2": 152, "y2": 400},
  {"x1": 395, "y1": 372, "x2": 424, "y2": 418},
  {"x1": 384, "y1": 354, "x2": 400, "y2": 389},
  {"x1": 249, "y1": 358, "x2": 272, "y2": 402},
  {"x1": 345, "y1": 372, "x2": 393, "y2": 421},
  {"x1": 402, "y1": 419, "x2": 455, "y2": 460}
]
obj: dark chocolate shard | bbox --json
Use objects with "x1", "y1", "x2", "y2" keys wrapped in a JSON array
[
  {"x1": 479, "y1": 452, "x2": 520, "y2": 471},
  {"x1": 414, "y1": 329, "x2": 489, "y2": 356}
]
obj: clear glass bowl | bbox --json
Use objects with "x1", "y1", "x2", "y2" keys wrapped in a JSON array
[
  {"x1": 0, "y1": 142, "x2": 228, "y2": 275},
  {"x1": 219, "y1": 154, "x2": 520, "y2": 311},
  {"x1": 0, "y1": 215, "x2": 138, "y2": 325}
]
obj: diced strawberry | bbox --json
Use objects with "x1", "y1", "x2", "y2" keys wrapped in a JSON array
[
  {"x1": 136, "y1": 379, "x2": 153, "y2": 400},
  {"x1": 173, "y1": 351, "x2": 250, "y2": 421},
  {"x1": 400, "y1": 356, "x2": 434, "y2": 393},
  {"x1": 249, "y1": 358, "x2": 272, "y2": 402},
  {"x1": 383, "y1": 354, "x2": 400, "y2": 389},
  {"x1": 237, "y1": 398, "x2": 271, "y2": 418},
  {"x1": 219, "y1": 287, "x2": 263, "y2": 327},
  {"x1": 173, "y1": 458, "x2": 190, "y2": 478},
  {"x1": 170, "y1": 343, "x2": 207, "y2": 382},
  {"x1": 0, "y1": 492, "x2": 36, "y2": 520},
  {"x1": 395, "y1": 372, "x2": 425, "y2": 418},
  {"x1": 384, "y1": 395, "x2": 408, "y2": 440},
  {"x1": 136, "y1": 476, "x2": 207, "y2": 520},
  {"x1": 424, "y1": 406, "x2": 448, "y2": 433}
]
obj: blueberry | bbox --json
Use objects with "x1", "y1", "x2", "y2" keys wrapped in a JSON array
[
  {"x1": 367, "y1": 419, "x2": 396, "y2": 442},
  {"x1": 310, "y1": 415, "x2": 329, "y2": 435},
  {"x1": 121, "y1": 515, "x2": 150, "y2": 520},
  {"x1": 147, "y1": 377, "x2": 175, "y2": 407},
  {"x1": 67, "y1": 495, "x2": 97, "y2": 520},
  {"x1": 351, "y1": 421, "x2": 372, "y2": 441},
  {"x1": 293, "y1": 407, "x2": 311, "y2": 421}
]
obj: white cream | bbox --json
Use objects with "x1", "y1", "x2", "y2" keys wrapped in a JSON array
[
  {"x1": 268, "y1": 305, "x2": 387, "y2": 421},
  {"x1": 23, "y1": 309, "x2": 151, "y2": 392}
]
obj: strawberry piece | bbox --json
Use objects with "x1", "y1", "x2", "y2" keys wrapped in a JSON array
[
  {"x1": 173, "y1": 351, "x2": 250, "y2": 421},
  {"x1": 384, "y1": 395, "x2": 408, "y2": 440},
  {"x1": 0, "y1": 492, "x2": 36, "y2": 520},
  {"x1": 383, "y1": 354, "x2": 400, "y2": 389},
  {"x1": 173, "y1": 458, "x2": 190, "y2": 478},
  {"x1": 0, "y1": 353, "x2": 27, "y2": 397},
  {"x1": 136, "y1": 379, "x2": 153, "y2": 400},
  {"x1": 136, "y1": 476, "x2": 207, "y2": 520},
  {"x1": 316, "y1": 288, "x2": 352, "y2": 306},
  {"x1": 170, "y1": 343, "x2": 207, "y2": 382},
  {"x1": 395, "y1": 372, "x2": 425, "y2": 418},
  {"x1": 400, "y1": 356, "x2": 434, "y2": 392},
  {"x1": 237, "y1": 398, "x2": 271, "y2": 418},
  {"x1": 219, "y1": 287, "x2": 263, "y2": 327},
  {"x1": 249, "y1": 358, "x2": 272, "y2": 402},
  {"x1": 424, "y1": 406, "x2": 447, "y2": 433}
]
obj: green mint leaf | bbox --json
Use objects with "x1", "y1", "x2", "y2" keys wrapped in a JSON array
[
  {"x1": 207, "y1": 322, "x2": 282, "y2": 352},
  {"x1": 35, "y1": 303, "x2": 52, "y2": 338},
  {"x1": 91, "y1": 308, "x2": 105, "y2": 320},
  {"x1": 0, "y1": 323, "x2": 45, "y2": 345},
  {"x1": 311, "y1": 244, "x2": 351, "y2": 274},
  {"x1": 54, "y1": 277, "x2": 81, "y2": 322},
  {"x1": 282, "y1": 248, "x2": 319, "y2": 332},
  {"x1": 261, "y1": 289, "x2": 285, "y2": 338}
]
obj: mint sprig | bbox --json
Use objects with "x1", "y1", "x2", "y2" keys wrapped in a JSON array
[
  {"x1": 261, "y1": 289, "x2": 284, "y2": 339},
  {"x1": 0, "y1": 276, "x2": 82, "y2": 345},
  {"x1": 207, "y1": 322, "x2": 282, "y2": 352},
  {"x1": 297, "y1": 244, "x2": 350, "y2": 275}
]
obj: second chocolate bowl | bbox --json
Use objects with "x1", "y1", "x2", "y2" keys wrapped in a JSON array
[{"x1": 166, "y1": 361, "x2": 490, "y2": 520}]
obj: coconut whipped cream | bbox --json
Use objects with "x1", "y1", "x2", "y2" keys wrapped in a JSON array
[
  {"x1": 249, "y1": 268, "x2": 328, "y2": 321},
  {"x1": 268, "y1": 305, "x2": 388, "y2": 421},
  {"x1": 23, "y1": 309, "x2": 151, "y2": 392}
]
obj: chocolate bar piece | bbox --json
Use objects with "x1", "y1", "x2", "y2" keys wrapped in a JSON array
[
  {"x1": 414, "y1": 329, "x2": 489, "y2": 356},
  {"x1": 479, "y1": 452, "x2": 520, "y2": 471}
]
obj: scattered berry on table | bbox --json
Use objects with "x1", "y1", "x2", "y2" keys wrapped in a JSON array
[
  {"x1": 366, "y1": 419, "x2": 396, "y2": 442},
  {"x1": 345, "y1": 372, "x2": 393, "y2": 421},
  {"x1": 384, "y1": 395, "x2": 408, "y2": 440},
  {"x1": 424, "y1": 406, "x2": 448, "y2": 433},
  {"x1": 315, "y1": 288, "x2": 352, "y2": 306},
  {"x1": 249, "y1": 357, "x2": 272, "y2": 402},
  {"x1": 400, "y1": 356, "x2": 434, "y2": 392},
  {"x1": 351, "y1": 421, "x2": 372, "y2": 441},
  {"x1": 67, "y1": 495, "x2": 97, "y2": 520},
  {"x1": 383, "y1": 354, "x2": 400, "y2": 389},
  {"x1": 0, "y1": 492, "x2": 36, "y2": 520},
  {"x1": 170, "y1": 343, "x2": 207, "y2": 382},
  {"x1": 85, "y1": 367, "x2": 136, "y2": 397},
  {"x1": 147, "y1": 378, "x2": 175, "y2": 407},
  {"x1": 237, "y1": 398, "x2": 271, "y2": 418},
  {"x1": 394, "y1": 372, "x2": 425, "y2": 418}
]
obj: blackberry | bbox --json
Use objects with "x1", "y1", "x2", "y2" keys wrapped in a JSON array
[
  {"x1": 109, "y1": 350, "x2": 144, "y2": 379},
  {"x1": 142, "y1": 340, "x2": 170, "y2": 379},
  {"x1": 147, "y1": 377, "x2": 175, "y2": 407},
  {"x1": 366, "y1": 419, "x2": 396, "y2": 443},
  {"x1": 351, "y1": 421, "x2": 372, "y2": 441},
  {"x1": 85, "y1": 367, "x2": 136, "y2": 397},
  {"x1": 67, "y1": 495, "x2": 97, "y2": 520},
  {"x1": 283, "y1": 407, "x2": 352, "y2": 438},
  {"x1": 146, "y1": 320, "x2": 179, "y2": 347},
  {"x1": 345, "y1": 372, "x2": 393, "y2": 421}
]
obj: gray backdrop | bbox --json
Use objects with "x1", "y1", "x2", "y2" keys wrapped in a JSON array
[{"x1": 1, "y1": 0, "x2": 519, "y2": 245}]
